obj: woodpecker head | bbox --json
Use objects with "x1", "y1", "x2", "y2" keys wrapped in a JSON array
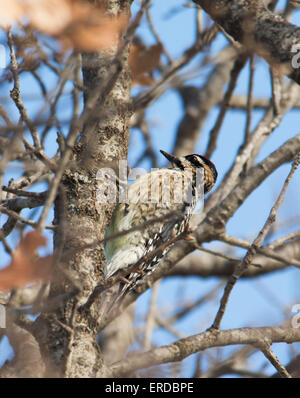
[{"x1": 160, "y1": 150, "x2": 218, "y2": 194}]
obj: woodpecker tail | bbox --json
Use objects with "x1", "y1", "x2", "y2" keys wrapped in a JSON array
[
  {"x1": 102, "y1": 280, "x2": 134, "y2": 316},
  {"x1": 98, "y1": 281, "x2": 129, "y2": 320},
  {"x1": 98, "y1": 284, "x2": 118, "y2": 320}
]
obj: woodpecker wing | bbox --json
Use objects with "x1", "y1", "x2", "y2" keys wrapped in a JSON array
[{"x1": 104, "y1": 168, "x2": 198, "y2": 278}]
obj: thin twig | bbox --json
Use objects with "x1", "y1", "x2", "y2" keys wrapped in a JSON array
[
  {"x1": 193, "y1": 242, "x2": 262, "y2": 268},
  {"x1": 145, "y1": 8, "x2": 173, "y2": 64},
  {"x1": 0, "y1": 206, "x2": 55, "y2": 230},
  {"x1": 1, "y1": 187, "x2": 46, "y2": 198},
  {"x1": 270, "y1": 67, "x2": 282, "y2": 116},
  {"x1": 210, "y1": 82, "x2": 300, "y2": 208},
  {"x1": 244, "y1": 56, "x2": 255, "y2": 145},
  {"x1": 165, "y1": 281, "x2": 224, "y2": 324},
  {"x1": 22, "y1": 137, "x2": 57, "y2": 171},
  {"x1": 211, "y1": 153, "x2": 300, "y2": 329},
  {"x1": 134, "y1": 24, "x2": 219, "y2": 111},
  {"x1": 219, "y1": 232, "x2": 300, "y2": 269},
  {"x1": 143, "y1": 281, "x2": 160, "y2": 351},
  {"x1": 205, "y1": 54, "x2": 248, "y2": 158},
  {"x1": 259, "y1": 342, "x2": 292, "y2": 378},
  {"x1": 7, "y1": 29, "x2": 41, "y2": 149},
  {"x1": 269, "y1": 230, "x2": 300, "y2": 249}
]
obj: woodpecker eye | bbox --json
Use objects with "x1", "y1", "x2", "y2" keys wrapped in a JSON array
[
  {"x1": 193, "y1": 156, "x2": 202, "y2": 167},
  {"x1": 185, "y1": 154, "x2": 203, "y2": 168}
]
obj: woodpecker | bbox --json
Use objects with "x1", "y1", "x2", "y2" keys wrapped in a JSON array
[{"x1": 103, "y1": 150, "x2": 217, "y2": 308}]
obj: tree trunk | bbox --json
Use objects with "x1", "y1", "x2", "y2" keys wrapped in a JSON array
[{"x1": 33, "y1": 0, "x2": 132, "y2": 377}]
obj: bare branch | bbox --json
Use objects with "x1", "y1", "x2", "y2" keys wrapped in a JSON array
[
  {"x1": 1, "y1": 322, "x2": 45, "y2": 378},
  {"x1": 259, "y1": 343, "x2": 292, "y2": 378},
  {"x1": 193, "y1": 0, "x2": 300, "y2": 85},
  {"x1": 109, "y1": 325, "x2": 300, "y2": 377}
]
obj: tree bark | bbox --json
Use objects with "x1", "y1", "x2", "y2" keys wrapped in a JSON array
[
  {"x1": 33, "y1": 0, "x2": 132, "y2": 377},
  {"x1": 194, "y1": 0, "x2": 300, "y2": 84}
]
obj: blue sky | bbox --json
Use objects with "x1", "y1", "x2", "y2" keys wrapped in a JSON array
[{"x1": 1, "y1": 0, "x2": 300, "y2": 376}]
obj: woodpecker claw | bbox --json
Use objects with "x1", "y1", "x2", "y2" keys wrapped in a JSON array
[
  {"x1": 185, "y1": 222, "x2": 197, "y2": 234},
  {"x1": 183, "y1": 223, "x2": 197, "y2": 241},
  {"x1": 184, "y1": 234, "x2": 196, "y2": 242},
  {"x1": 171, "y1": 226, "x2": 177, "y2": 238},
  {"x1": 187, "y1": 225, "x2": 197, "y2": 234},
  {"x1": 119, "y1": 276, "x2": 131, "y2": 284}
]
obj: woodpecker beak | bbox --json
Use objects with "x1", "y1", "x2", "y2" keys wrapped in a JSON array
[{"x1": 160, "y1": 150, "x2": 181, "y2": 167}]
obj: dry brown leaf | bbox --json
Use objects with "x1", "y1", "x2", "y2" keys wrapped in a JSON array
[
  {"x1": 0, "y1": 0, "x2": 129, "y2": 51},
  {"x1": 129, "y1": 40, "x2": 163, "y2": 86},
  {"x1": 26, "y1": 0, "x2": 73, "y2": 35},
  {"x1": 0, "y1": 230, "x2": 52, "y2": 291},
  {"x1": 0, "y1": 0, "x2": 25, "y2": 24},
  {"x1": 60, "y1": 13, "x2": 129, "y2": 52}
]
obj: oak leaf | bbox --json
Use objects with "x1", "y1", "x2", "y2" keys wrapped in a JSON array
[
  {"x1": 129, "y1": 39, "x2": 163, "y2": 86},
  {"x1": 0, "y1": 0, "x2": 25, "y2": 24},
  {"x1": 0, "y1": 0, "x2": 129, "y2": 52},
  {"x1": 0, "y1": 230, "x2": 52, "y2": 291}
]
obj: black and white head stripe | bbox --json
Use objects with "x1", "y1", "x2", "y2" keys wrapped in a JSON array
[
  {"x1": 160, "y1": 150, "x2": 218, "y2": 184},
  {"x1": 185, "y1": 154, "x2": 218, "y2": 183}
]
